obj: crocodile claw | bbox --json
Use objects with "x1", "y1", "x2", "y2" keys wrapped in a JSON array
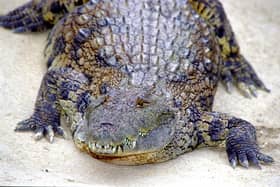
[
  {"x1": 226, "y1": 139, "x2": 274, "y2": 169},
  {"x1": 221, "y1": 55, "x2": 270, "y2": 98}
]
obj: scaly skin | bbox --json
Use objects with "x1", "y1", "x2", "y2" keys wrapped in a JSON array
[{"x1": 0, "y1": 0, "x2": 273, "y2": 167}]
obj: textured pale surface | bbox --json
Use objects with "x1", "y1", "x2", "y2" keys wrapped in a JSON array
[{"x1": 0, "y1": 0, "x2": 280, "y2": 186}]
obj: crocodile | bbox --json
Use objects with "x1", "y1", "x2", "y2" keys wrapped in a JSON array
[{"x1": 0, "y1": 0, "x2": 274, "y2": 167}]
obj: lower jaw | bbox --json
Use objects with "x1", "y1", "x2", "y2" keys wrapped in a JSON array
[
  {"x1": 74, "y1": 140, "x2": 167, "y2": 165},
  {"x1": 86, "y1": 149, "x2": 162, "y2": 165}
]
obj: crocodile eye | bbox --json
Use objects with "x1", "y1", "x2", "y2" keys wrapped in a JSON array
[
  {"x1": 136, "y1": 97, "x2": 151, "y2": 108},
  {"x1": 99, "y1": 83, "x2": 108, "y2": 95}
]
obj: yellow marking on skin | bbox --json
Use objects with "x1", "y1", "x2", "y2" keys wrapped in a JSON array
[
  {"x1": 202, "y1": 8, "x2": 215, "y2": 20},
  {"x1": 202, "y1": 133, "x2": 211, "y2": 142},
  {"x1": 231, "y1": 46, "x2": 239, "y2": 54},
  {"x1": 190, "y1": 1, "x2": 199, "y2": 10},
  {"x1": 139, "y1": 127, "x2": 151, "y2": 136},
  {"x1": 198, "y1": 3, "x2": 205, "y2": 13},
  {"x1": 49, "y1": 54, "x2": 69, "y2": 69},
  {"x1": 189, "y1": 0, "x2": 240, "y2": 59},
  {"x1": 43, "y1": 12, "x2": 55, "y2": 23},
  {"x1": 68, "y1": 91, "x2": 79, "y2": 100},
  {"x1": 198, "y1": 121, "x2": 208, "y2": 131},
  {"x1": 204, "y1": 113, "x2": 214, "y2": 122},
  {"x1": 218, "y1": 37, "x2": 231, "y2": 56},
  {"x1": 201, "y1": 132, "x2": 222, "y2": 147}
]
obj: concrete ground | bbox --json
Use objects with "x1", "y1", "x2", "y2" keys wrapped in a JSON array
[{"x1": 0, "y1": 0, "x2": 280, "y2": 186}]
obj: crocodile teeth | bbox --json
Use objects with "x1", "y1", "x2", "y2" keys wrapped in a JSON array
[
  {"x1": 111, "y1": 146, "x2": 117, "y2": 153},
  {"x1": 132, "y1": 140, "x2": 136, "y2": 149},
  {"x1": 96, "y1": 143, "x2": 102, "y2": 149},
  {"x1": 88, "y1": 139, "x2": 138, "y2": 154},
  {"x1": 89, "y1": 142, "x2": 97, "y2": 152},
  {"x1": 117, "y1": 145, "x2": 124, "y2": 154},
  {"x1": 89, "y1": 142, "x2": 119, "y2": 154}
]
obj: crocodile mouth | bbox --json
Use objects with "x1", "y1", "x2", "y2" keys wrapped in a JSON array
[
  {"x1": 73, "y1": 118, "x2": 175, "y2": 165},
  {"x1": 86, "y1": 143, "x2": 161, "y2": 165},
  {"x1": 75, "y1": 134, "x2": 154, "y2": 157},
  {"x1": 74, "y1": 138, "x2": 161, "y2": 165},
  {"x1": 87, "y1": 140, "x2": 137, "y2": 155}
]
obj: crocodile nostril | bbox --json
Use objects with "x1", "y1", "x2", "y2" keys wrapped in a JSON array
[{"x1": 100, "y1": 122, "x2": 114, "y2": 127}]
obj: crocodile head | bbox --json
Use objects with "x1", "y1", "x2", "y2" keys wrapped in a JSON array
[{"x1": 63, "y1": 86, "x2": 176, "y2": 165}]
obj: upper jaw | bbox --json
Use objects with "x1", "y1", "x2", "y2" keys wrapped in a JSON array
[{"x1": 74, "y1": 118, "x2": 176, "y2": 157}]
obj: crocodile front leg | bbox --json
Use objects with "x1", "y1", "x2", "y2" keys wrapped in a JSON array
[
  {"x1": 168, "y1": 106, "x2": 274, "y2": 168},
  {"x1": 15, "y1": 67, "x2": 91, "y2": 142},
  {"x1": 194, "y1": 108, "x2": 274, "y2": 168}
]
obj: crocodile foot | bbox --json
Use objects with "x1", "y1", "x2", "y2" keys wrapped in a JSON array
[
  {"x1": 226, "y1": 121, "x2": 274, "y2": 168},
  {"x1": 0, "y1": 1, "x2": 49, "y2": 32},
  {"x1": 221, "y1": 55, "x2": 270, "y2": 98},
  {"x1": 15, "y1": 102, "x2": 67, "y2": 143}
]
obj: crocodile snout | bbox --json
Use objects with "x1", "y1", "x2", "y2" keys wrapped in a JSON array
[{"x1": 71, "y1": 86, "x2": 177, "y2": 163}]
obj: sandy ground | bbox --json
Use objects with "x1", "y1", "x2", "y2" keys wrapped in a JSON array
[{"x1": 0, "y1": 0, "x2": 280, "y2": 186}]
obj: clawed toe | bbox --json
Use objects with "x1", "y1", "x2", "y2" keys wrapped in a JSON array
[
  {"x1": 238, "y1": 153, "x2": 249, "y2": 168},
  {"x1": 257, "y1": 152, "x2": 274, "y2": 163},
  {"x1": 56, "y1": 126, "x2": 68, "y2": 139},
  {"x1": 247, "y1": 150, "x2": 261, "y2": 169},
  {"x1": 223, "y1": 74, "x2": 269, "y2": 98},
  {"x1": 46, "y1": 125, "x2": 55, "y2": 143},
  {"x1": 228, "y1": 152, "x2": 237, "y2": 168},
  {"x1": 229, "y1": 158, "x2": 237, "y2": 169},
  {"x1": 237, "y1": 83, "x2": 258, "y2": 98},
  {"x1": 15, "y1": 118, "x2": 36, "y2": 131},
  {"x1": 227, "y1": 147, "x2": 274, "y2": 169},
  {"x1": 34, "y1": 127, "x2": 44, "y2": 141}
]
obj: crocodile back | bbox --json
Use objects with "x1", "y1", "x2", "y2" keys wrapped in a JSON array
[{"x1": 45, "y1": 0, "x2": 221, "y2": 110}]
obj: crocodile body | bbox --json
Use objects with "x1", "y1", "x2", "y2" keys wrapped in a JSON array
[{"x1": 0, "y1": 0, "x2": 274, "y2": 167}]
